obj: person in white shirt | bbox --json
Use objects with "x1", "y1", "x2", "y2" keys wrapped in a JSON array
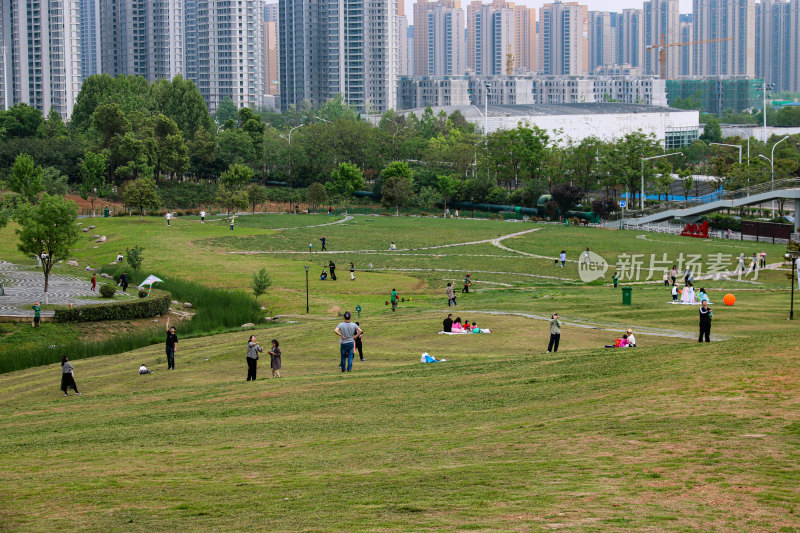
[
  {"x1": 626, "y1": 329, "x2": 636, "y2": 347},
  {"x1": 166, "y1": 212, "x2": 171, "y2": 226},
  {"x1": 200, "y1": 210, "x2": 206, "y2": 223},
  {"x1": 139, "y1": 364, "x2": 153, "y2": 374}
]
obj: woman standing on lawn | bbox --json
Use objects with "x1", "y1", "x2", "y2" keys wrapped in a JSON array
[
  {"x1": 268, "y1": 339, "x2": 282, "y2": 378},
  {"x1": 547, "y1": 313, "x2": 561, "y2": 353},
  {"x1": 61, "y1": 356, "x2": 80, "y2": 396},
  {"x1": 246, "y1": 335, "x2": 263, "y2": 381}
]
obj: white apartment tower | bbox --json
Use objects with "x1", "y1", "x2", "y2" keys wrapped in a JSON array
[
  {"x1": 620, "y1": 8, "x2": 644, "y2": 69},
  {"x1": 0, "y1": 0, "x2": 82, "y2": 119},
  {"x1": 643, "y1": 0, "x2": 679, "y2": 78},
  {"x1": 588, "y1": 11, "x2": 618, "y2": 72},
  {"x1": 279, "y1": 0, "x2": 398, "y2": 113},
  {"x1": 538, "y1": 1, "x2": 587, "y2": 76},
  {"x1": 100, "y1": 0, "x2": 184, "y2": 80},
  {"x1": 190, "y1": 0, "x2": 264, "y2": 112},
  {"x1": 756, "y1": 0, "x2": 800, "y2": 93},
  {"x1": 427, "y1": 1, "x2": 465, "y2": 75},
  {"x1": 692, "y1": 0, "x2": 755, "y2": 77},
  {"x1": 79, "y1": 0, "x2": 101, "y2": 80},
  {"x1": 473, "y1": 0, "x2": 515, "y2": 75}
]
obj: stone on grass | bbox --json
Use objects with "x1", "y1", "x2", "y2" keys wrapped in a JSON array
[
  {"x1": 241, "y1": 323, "x2": 255, "y2": 328},
  {"x1": 93, "y1": 234, "x2": 100, "y2": 239},
  {"x1": 100, "y1": 273, "x2": 113, "y2": 279},
  {"x1": 67, "y1": 260, "x2": 79, "y2": 267},
  {"x1": 109, "y1": 261, "x2": 118, "y2": 265},
  {"x1": 183, "y1": 302, "x2": 193, "y2": 309},
  {"x1": 171, "y1": 300, "x2": 179, "y2": 305},
  {"x1": 88, "y1": 225, "x2": 96, "y2": 230},
  {"x1": 82, "y1": 228, "x2": 88, "y2": 232},
  {"x1": 96, "y1": 235, "x2": 106, "y2": 243}
]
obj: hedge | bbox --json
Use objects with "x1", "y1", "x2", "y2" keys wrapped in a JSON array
[{"x1": 54, "y1": 289, "x2": 171, "y2": 322}]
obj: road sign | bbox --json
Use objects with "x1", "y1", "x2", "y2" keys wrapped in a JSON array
[{"x1": 620, "y1": 200, "x2": 627, "y2": 208}]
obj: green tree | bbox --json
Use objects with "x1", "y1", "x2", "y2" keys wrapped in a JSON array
[
  {"x1": 123, "y1": 176, "x2": 162, "y2": 220},
  {"x1": 247, "y1": 183, "x2": 269, "y2": 213},
  {"x1": 0, "y1": 103, "x2": 44, "y2": 138},
  {"x1": 70, "y1": 74, "x2": 152, "y2": 132},
  {"x1": 215, "y1": 184, "x2": 249, "y2": 215},
  {"x1": 37, "y1": 108, "x2": 69, "y2": 139},
  {"x1": 8, "y1": 154, "x2": 44, "y2": 203},
  {"x1": 15, "y1": 194, "x2": 80, "y2": 303},
  {"x1": 678, "y1": 170, "x2": 693, "y2": 203},
  {"x1": 305, "y1": 182, "x2": 328, "y2": 210},
  {"x1": 700, "y1": 116, "x2": 723, "y2": 143},
  {"x1": 92, "y1": 102, "x2": 130, "y2": 147},
  {"x1": 437, "y1": 174, "x2": 460, "y2": 215},
  {"x1": 251, "y1": 267, "x2": 272, "y2": 301},
  {"x1": 126, "y1": 245, "x2": 145, "y2": 272},
  {"x1": 416, "y1": 186, "x2": 442, "y2": 211},
  {"x1": 41, "y1": 167, "x2": 69, "y2": 196},
  {"x1": 220, "y1": 163, "x2": 255, "y2": 190},
  {"x1": 152, "y1": 114, "x2": 189, "y2": 178},
  {"x1": 549, "y1": 183, "x2": 584, "y2": 216},
  {"x1": 79, "y1": 151, "x2": 109, "y2": 217},
  {"x1": 380, "y1": 162, "x2": 414, "y2": 215},
  {"x1": 214, "y1": 97, "x2": 238, "y2": 125},
  {"x1": 599, "y1": 132, "x2": 662, "y2": 207},
  {"x1": 327, "y1": 162, "x2": 364, "y2": 214},
  {"x1": 149, "y1": 75, "x2": 212, "y2": 136}
]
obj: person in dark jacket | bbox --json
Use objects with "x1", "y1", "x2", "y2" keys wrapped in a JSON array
[
  {"x1": 120, "y1": 271, "x2": 128, "y2": 292},
  {"x1": 547, "y1": 313, "x2": 561, "y2": 352},
  {"x1": 268, "y1": 339, "x2": 282, "y2": 377},
  {"x1": 246, "y1": 335, "x2": 263, "y2": 380},
  {"x1": 61, "y1": 356, "x2": 80, "y2": 396},
  {"x1": 443, "y1": 314, "x2": 453, "y2": 332},
  {"x1": 698, "y1": 301, "x2": 713, "y2": 342},
  {"x1": 329, "y1": 260, "x2": 337, "y2": 280},
  {"x1": 165, "y1": 319, "x2": 178, "y2": 370}
]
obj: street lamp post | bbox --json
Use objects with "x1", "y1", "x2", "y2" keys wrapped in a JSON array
[
  {"x1": 304, "y1": 265, "x2": 310, "y2": 314},
  {"x1": 710, "y1": 142, "x2": 742, "y2": 164},
  {"x1": 786, "y1": 250, "x2": 799, "y2": 320},
  {"x1": 640, "y1": 153, "x2": 683, "y2": 210},
  {"x1": 485, "y1": 83, "x2": 490, "y2": 181},
  {"x1": 733, "y1": 128, "x2": 750, "y2": 164},
  {"x1": 758, "y1": 135, "x2": 789, "y2": 212}
]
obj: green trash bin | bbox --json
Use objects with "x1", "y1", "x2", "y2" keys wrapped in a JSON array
[
  {"x1": 622, "y1": 287, "x2": 632, "y2": 306},
  {"x1": 103, "y1": 206, "x2": 110, "y2": 217}
]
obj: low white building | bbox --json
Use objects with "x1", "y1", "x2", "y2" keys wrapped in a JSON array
[{"x1": 398, "y1": 103, "x2": 700, "y2": 148}]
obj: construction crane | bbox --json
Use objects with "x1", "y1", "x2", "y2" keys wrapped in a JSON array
[{"x1": 646, "y1": 34, "x2": 733, "y2": 79}]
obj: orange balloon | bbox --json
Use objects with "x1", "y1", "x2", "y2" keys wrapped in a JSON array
[
  {"x1": 723, "y1": 293, "x2": 735, "y2": 306},
  {"x1": 678, "y1": 289, "x2": 682, "y2": 294}
]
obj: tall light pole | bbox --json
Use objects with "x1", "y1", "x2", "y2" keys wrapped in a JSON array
[
  {"x1": 304, "y1": 265, "x2": 310, "y2": 314},
  {"x1": 758, "y1": 135, "x2": 789, "y2": 212},
  {"x1": 733, "y1": 127, "x2": 750, "y2": 164},
  {"x1": 485, "y1": 83, "x2": 490, "y2": 181},
  {"x1": 786, "y1": 250, "x2": 799, "y2": 320},
  {"x1": 710, "y1": 142, "x2": 742, "y2": 164},
  {"x1": 640, "y1": 153, "x2": 683, "y2": 210}
]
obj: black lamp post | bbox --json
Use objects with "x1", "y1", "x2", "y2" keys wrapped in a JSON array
[
  {"x1": 304, "y1": 265, "x2": 310, "y2": 314},
  {"x1": 787, "y1": 251, "x2": 799, "y2": 320}
]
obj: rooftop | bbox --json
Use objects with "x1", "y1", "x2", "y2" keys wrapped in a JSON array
[{"x1": 404, "y1": 103, "x2": 692, "y2": 117}]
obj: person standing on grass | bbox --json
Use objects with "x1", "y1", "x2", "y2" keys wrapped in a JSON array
[
  {"x1": 120, "y1": 271, "x2": 128, "y2": 293},
  {"x1": 559, "y1": 250, "x2": 566, "y2": 268},
  {"x1": 760, "y1": 250, "x2": 766, "y2": 268},
  {"x1": 350, "y1": 262, "x2": 355, "y2": 281},
  {"x1": 612, "y1": 271, "x2": 619, "y2": 288},
  {"x1": 269, "y1": 339, "x2": 282, "y2": 377},
  {"x1": 547, "y1": 313, "x2": 561, "y2": 353},
  {"x1": 354, "y1": 323, "x2": 365, "y2": 361},
  {"x1": 166, "y1": 211, "x2": 171, "y2": 226},
  {"x1": 165, "y1": 319, "x2": 178, "y2": 370},
  {"x1": 320, "y1": 236, "x2": 327, "y2": 251},
  {"x1": 329, "y1": 260, "x2": 337, "y2": 281},
  {"x1": 32, "y1": 302, "x2": 41, "y2": 328},
  {"x1": 309, "y1": 241, "x2": 313, "y2": 253},
  {"x1": 443, "y1": 314, "x2": 453, "y2": 332},
  {"x1": 200, "y1": 210, "x2": 206, "y2": 223},
  {"x1": 91, "y1": 274, "x2": 96, "y2": 292},
  {"x1": 462, "y1": 273, "x2": 471, "y2": 293},
  {"x1": 663, "y1": 271, "x2": 670, "y2": 286},
  {"x1": 670, "y1": 265, "x2": 678, "y2": 286},
  {"x1": 390, "y1": 288, "x2": 399, "y2": 311},
  {"x1": 583, "y1": 247, "x2": 590, "y2": 264},
  {"x1": 246, "y1": 335, "x2": 263, "y2": 381},
  {"x1": 335, "y1": 312, "x2": 362, "y2": 372},
  {"x1": 61, "y1": 356, "x2": 80, "y2": 396},
  {"x1": 446, "y1": 283, "x2": 456, "y2": 307},
  {"x1": 230, "y1": 215, "x2": 235, "y2": 231},
  {"x1": 698, "y1": 301, "x2": 713, "y2": 342}
]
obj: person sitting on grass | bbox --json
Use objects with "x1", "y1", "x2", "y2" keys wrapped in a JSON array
[
  {"x1": 451, "y1": 318, "x2": 463, "y2": 332},
  {"x1": 626, "y1": 329, "x2": 637, "y2": 347},
  {"x1": 139, "y1": 364, "x2": 153, "y2": 374},
  {"x1": 697, "y1": 288, "x2": 709, "y2": 303},
  {"x1": 320, "y1": 269, "x2": 327, "y2": 281},
  {"x1": 389, "y1": 242, "x2": 397, "y2": 251},
  {"x1": 605, "y1": 334, "x2": 629, "y2": 348},
  {"x1": 470, "y1": 321, "x2": 479, "y2": 333}
]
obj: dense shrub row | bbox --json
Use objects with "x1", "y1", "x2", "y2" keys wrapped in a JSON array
[{"x1": 54, "y1": 289, "x2": 171, "y2": 323}]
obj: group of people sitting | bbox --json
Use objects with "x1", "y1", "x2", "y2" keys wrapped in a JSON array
[
  {"x1": 442, "y1": 314, "x2": 491, "y2": 334},
  {"x1": 605, "y1": 329, "x2": 637, "y2": 348},
  {"x1": 671, "y1": 282, "x2": 710, "y2": 304}
]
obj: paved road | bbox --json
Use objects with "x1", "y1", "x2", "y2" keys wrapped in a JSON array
[{"x1": 0, "y1": 260, "x2": 112, "y2": 316}]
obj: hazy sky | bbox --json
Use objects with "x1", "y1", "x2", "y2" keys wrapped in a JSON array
[{"x1": 405, "y1": 0, "x2": 694, "y2": 23}]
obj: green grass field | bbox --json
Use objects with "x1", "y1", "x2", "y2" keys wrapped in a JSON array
[{"x1": 1, "y1": 214, "x2": 798, "y2": 531}]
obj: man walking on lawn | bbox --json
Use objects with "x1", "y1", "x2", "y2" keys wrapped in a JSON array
[
  {"x1": 446, "y1": 282, "x2": 457, "y2": 307},
  {"x1": 390, "y1": 288, "x2": 399, "y2": 311},
  {"x1": 165, "y1": 318, "x2": 178, "y2": 370},
  {"x1": 334, "y1": 312, "x2": 362, "y2": 372}
]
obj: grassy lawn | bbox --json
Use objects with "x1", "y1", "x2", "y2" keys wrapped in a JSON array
[{"x1": 1, "y1": 214, "x2": 799, "y2": 531}]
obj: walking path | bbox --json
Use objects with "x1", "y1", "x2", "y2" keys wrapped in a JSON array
[{"x1": 0, "y1": 260, "x2": 104, "y2": 317}]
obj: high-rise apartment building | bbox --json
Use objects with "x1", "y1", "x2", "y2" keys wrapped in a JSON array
[
  {"x1": 756, "y1": 0, "x2": 800, "y2": 92},
  {"x1": 79, "y1": 0, "x2": 102, "y2": 80},
  {"x1": 426, "y1": 1, "x2": 465, "y2": 75},
  {"x1": 264, "y1": 2, "x2": 279, "y2": 21},
  {"x1": 538, "y1": 1, "x2": 588, "y2": 76},
  {"x1": 643, "y1": 0, "x2": 679, "y2": 78},
  {"x1": 398, "y1": 13, "x2": 409, "y2": 76},
  {"x1": 100, "y1": 0, "x2": 184, "y2": 81},
  {"x1": 187, "y1": 0, "x2": 263, "y2": 112},
  {"x1": 467, "y1": 0, "x2": 534, "y2": 75},
  {"x1": 678, "y1": 14, "x2": 692, "y2": 76},
  {"x1": 620, "y1": 8, "x2": 644, "y2": 69},
  {"x1": 264, "y1": 19, "x2": 279, "y2": 96},
  {"x1": 692, "y1": 0, "x2": 755, "y2": 77},
  {"x1": 0, "y1": 0, "x2": 82, "y2": 118},
  {"x1": 280, "y1": 0, "x2": 398, "y2": 113},
  {"x1": 588, "y1": 11, "x2": 619, "y2": 72}
]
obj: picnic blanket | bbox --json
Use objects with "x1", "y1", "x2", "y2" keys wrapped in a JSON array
[{"x1": 438, "y1": 329, "x2": 492, "y2": 334}]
